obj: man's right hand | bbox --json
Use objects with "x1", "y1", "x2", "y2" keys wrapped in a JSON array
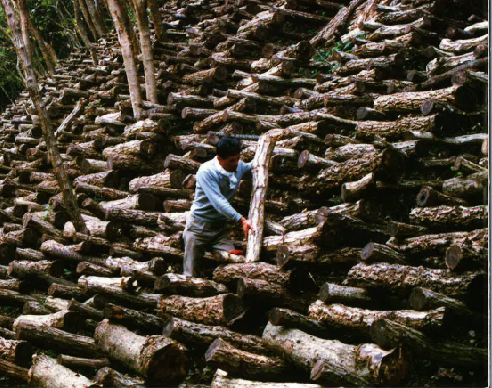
[{"x1": 240, "y1": 217, "x2": 252, "y2": 239}]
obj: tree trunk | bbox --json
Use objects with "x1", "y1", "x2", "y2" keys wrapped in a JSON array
[
  {"x1": 103, "y1": 303, "x2": 163, "y2": 333},
  {"x1": 132, "y1": 0, "x2": 158, "y2": 103},
  {"x1": 57, "y1": 354, "x2": 110, "y2": 371},
  {"x1": 409, "y1": 205, "x2": 487, "y2": 229},
  {"x1": 268, "y1": 307, "x2": 329, "y2": 338},
  {"x1": 246, "y1": 132, "x2": 276, "y2": 262},
  {"x1": 94, "y1": 319, "x2": 187, "y2": 384},
  {"x1": 73, "y1": 0, "x2": 98, "y2": 64},
  {"x1": 106, "y1": 0, "x2": 144, "y2": 119},
  {"x1": 2, "y1": 0, "x2": 88, "y2": 235}
]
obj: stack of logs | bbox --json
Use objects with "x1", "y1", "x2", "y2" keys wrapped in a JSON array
[{"x1": 0, "y1": 0, "x2": 488, "y2": 386}]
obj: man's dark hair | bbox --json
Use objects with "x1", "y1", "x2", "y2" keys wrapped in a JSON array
[{"x1": 216, "y1": 137, "x2": 242, "y2": 158}]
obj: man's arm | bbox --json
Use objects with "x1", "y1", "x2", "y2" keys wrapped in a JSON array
[{"x1": 197, "y1": 170, "x2": 243, "y2": 222}]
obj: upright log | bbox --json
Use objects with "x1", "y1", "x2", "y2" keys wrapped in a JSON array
[{"x1": 246, "y1": 132, "x2": 276, "y2": 262}]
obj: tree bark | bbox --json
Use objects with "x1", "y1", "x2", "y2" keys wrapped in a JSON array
[
  {"x1": 94, "y1": 319, "x2": 187, "y2": 384},
  {"x1": 212, "y1": 369, "x2": 324, "y2": 388},
  {"x1": 103, "y1": 303, "x2": 163, "y2": 333},
  {"x1": 155, "y1": 274, "x2": 228, "y2": 297}
]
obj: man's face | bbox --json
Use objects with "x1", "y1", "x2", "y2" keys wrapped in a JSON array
[{"x1": 218, "y1": 154, "x2": 240, "y2": 173}]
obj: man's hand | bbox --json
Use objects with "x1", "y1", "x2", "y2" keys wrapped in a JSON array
[{"x1": 240, "y1": 217, "x2": 252, "y2": 239}]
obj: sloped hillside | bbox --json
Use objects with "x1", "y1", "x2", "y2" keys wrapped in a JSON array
[{"x1": 0, "y1": 0, "x2": 488, "y2": 386}]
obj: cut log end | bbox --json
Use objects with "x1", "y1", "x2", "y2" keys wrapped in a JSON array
[
  {"x1": 275, "y1": 245, "x2": 290, "y2": 268},
  {"x1": 147, "y1": 343, "x2": 187, "y2": 384},
  {"x1": 445, "y1": 245, "x2": 463, "y2": 271},
  {"x1": 297, "y1": 149, "x2": 310, "y2": 169}
]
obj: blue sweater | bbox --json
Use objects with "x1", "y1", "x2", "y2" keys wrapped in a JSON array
[{"x1": 191, "y1": 157, "x2": 252, "y2": 223}]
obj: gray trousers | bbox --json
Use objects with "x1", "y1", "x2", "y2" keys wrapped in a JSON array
[{"x1": 183, "y1": 213, "x2": 234, "y2": 277}]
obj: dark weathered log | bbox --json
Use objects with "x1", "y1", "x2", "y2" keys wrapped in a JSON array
[
  {"x1": 0, "y1": 358, "x2": 28, "y2": 381},
  {"x1": 57, "y1": 354, "x2": 110, "y2": 371},
  {"x1": 105, "y1": 208, "x2": 161, "y2": 227},
  {"x1": 213, "y1": 262, "x2": 293, "y2": 288},
  {"x1": 103, "y1": 303, "x2": 163, "y2": 333},
  {"x1": 409, "y1": 205, "x2": 487, "y2": 229},
  {"x1": 162, "y1": 316, "x2": 269, "y2": 353},
  {"x1": 40, "y1": 240, "x2": 105, "y2": 266},
  {"x1": 155, "y1": 274, "x2": 228, "y2": 297},
  {"x1": 159, "y1": 294, "x2": 245, "y2": 327},
  {"x1": 386, "y1": 228, "x2": 487, "y2": 256},
  {"x1": 15, "y1": 320, "x2": 103, "y2": 357},
  {"x1": 318, "y1": 283, "x2": 373, "y2": 307},
  {"x1": 268, "y1": 307, "x2": 329, "y2": 337},
  {"x1": 347, "y1": 262, "x2": 485, "y2": 296},
  {"x1": 416, "y1": 186, "x2": 468, "y2": 207},
  {"x1": 360, "y1": 242, "x2": 408, "y2": 264},
  {"x1": 370, "y1": 319, "x2": 486, "y2": 369},
  {"x1": 8, "y1": 259, "x2": 64, "y2": 279},
  {"x1": 205, "y1": 338, "x2": 289, "y2": 380},
  {"x1": 309, "y1": 300, "x2": 446, "y2": 336},
  {"x1": 73, "y1": 171, "x2": 120, "y2": 189},
  {"x1": 95, "y1": 367, "x2": 145, "y2": 387},
  {"x1": 67, "y1": 299, "x2": 103, "y2": 320},
  {"x1": 445, "y1": 244, "x2": 488, "y2": 271},
  {"x1": 263, "y1": 322, "x2": 408, "y2": 386},
  {"x1": 94, "y1": 319, "x2": 187, "y2": 384},
  {"x1": 409, "y1": 287, "x2": 483, "y2": 323}
]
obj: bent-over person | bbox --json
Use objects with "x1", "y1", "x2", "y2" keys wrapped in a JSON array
[{"x1": 184, "y1": 137, "x2": 253, "y2": 277}]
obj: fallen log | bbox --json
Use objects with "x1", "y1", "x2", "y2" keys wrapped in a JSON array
[
  {"x1": 155, "y1": 274, "x2": 228, "y2": 297},
  {"x1": 28, "y1": 354, "x2": 99, "y2": 388},
  {"x1": 205, "y1": 338, "x2": 289, "y2": 380},
  {"x1": 347, "y1": 262, "x2": 485, "y2": 296},
  {"x1": 371, "y1": 319, "x2": 487, "y2": 369},
  {"x1": 268, "y1": 307, "x2": 329, "y2": 337},
  {"x1": 212, "y1": 369, "x2": 324, "y2": 388},
  {"x1": 409, "y1": 205, "x2": 487, "y2": 229},
  {"x1": 57, "y1": 354, "x2": 111, "y2": 371},
  {"x1": 103, "y1": 303, "x2": 163, "y2": 333},
  {"x1": 94, "y1": 319, "x2": 187, "y2": 384},
  {"x1": 318, "y1": 283, "x2": 374, "y2": 307},
  {"x1": 95, "y1": 366, "x2": 145, "y2": 387},
  {"x1": 309, "y1": 301, "x2": 446, "y2": 336},
  {"x1": 263, "y1": 322, "x2": 408, "y2": 386},
  {"x1": 162, "y1": 316, "x2": 269, "y2": 353}
]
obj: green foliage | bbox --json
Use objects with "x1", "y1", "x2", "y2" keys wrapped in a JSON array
[{"x1": 312, "y1": 40, "x2": 354, "y2": 74}]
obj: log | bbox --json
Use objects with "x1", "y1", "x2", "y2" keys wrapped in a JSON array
[
  {"x1": 212, "y1": 262, "x2": 294, "y2": 288},
  {"x1": 159, "y1": 294, "x2": 245, "y2": 326},
  {"x1": 360, "y1": 242, "x2": 408, "y2": 264},
  {"x1": 155, "y1": 274, "x2": 228, "y2": 297},
  {"x1": 0, "y1": 358, "x2": 28, "y2": 381},
  {"x1": 268, "y1": 308, "x2": 329, "y2": 338},
  {"x1": 28, "y1": 354, "x2": 99, "y2": 388},
  {"x1": 68, "y1": 299, "x2": 104, "y2": 320},
  {"x1": 263, "y1": 322, "x2": 407, "y2": 386},
  {"x1": 57, "y1": 354, "x2": 111, "y2": 371},
  {"x1": 40, "y1": 240, "x2": 105, "y2": 266},
  {"x1": 162, "y1": 317, "x2": 269, "y2": 353},
  {"x1": 205, "y1": 338, "x2": 289, "y2": 380},
  {"x1": 211, "y1": 369, "x2": 324, "y2": 388},
  {"x1": 95, "y1": 366, "x2": 145, "y2": 387},
  {"x1": 0, "y1": 337, "x2": 32, "y2": 366},
  {"x1": 309, "y1": 300, "x2": 446, "y2": 336},
  {"x1": 370, "y1": 319, "x2": 486, "y2": 369},
  {"x1": 416, "y1": 186, "x2": 468, "y2": 207},
  {"x1": 15, "y1": 320, "x2": 103, "y2": 357},
  {"x1": 409, "y1": 287, "x2": 483, "y2": 323},
  {"x1": 103, "y1": 303, "x2": 163, "y2": 333},
  {"x1": 318, "y1": 283, "x2": 373, "y2": 307},
  {"x1": 129, "y1": 170, "x2": 186, "y2": 192},
  {"x1": 347, "y1": 262, "x2": 485, "y2": 296},
  {"x1": 73, "y1": 171, "x2": 120, "y2": 189},
  {"x1": 445, "y1": 244, "x2": 488, "y2": 271},
  {"x1": 245, "y1": 132, "x2": 276, "y2": 262},
  {"x1": 409, "y1": 205, "x2": 487, "y2": 229},
  {"x1": 94, "y1": 319, "x2": 187, "y2": 384}
]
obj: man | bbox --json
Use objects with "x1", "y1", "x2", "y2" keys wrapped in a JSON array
[{"x1": 183, "y1": 137, "x2": 253, "y2": 277}]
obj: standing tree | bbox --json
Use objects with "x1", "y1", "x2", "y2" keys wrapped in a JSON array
[
  {"x1": 106, "y1": 0, "x2": 144, "y2": 119},
  {"x1": 1, "y1": 0, "x2": 88, "y2": 234},
  {"x1": 132, "y1": 0, "x2": 157, "y2": 104}
]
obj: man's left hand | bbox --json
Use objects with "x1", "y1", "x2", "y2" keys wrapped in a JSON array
[{"x1": 240, "y1": 217, "x2": 252, "y2": 239}]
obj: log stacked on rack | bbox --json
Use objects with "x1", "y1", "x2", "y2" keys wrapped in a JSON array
[{"x1": 0, "y1": 0, "x2": 487, "y2": 386}]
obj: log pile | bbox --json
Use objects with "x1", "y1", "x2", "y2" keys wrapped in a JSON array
[{"x1": 0, "y1": 0, "x2": 487, "y2": 386}]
